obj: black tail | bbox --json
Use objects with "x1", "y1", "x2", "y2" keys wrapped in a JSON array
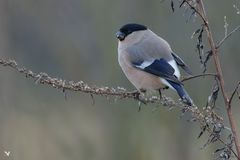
[{"x1": 167, "y1": 80, "x2": 193, "y2": 106}]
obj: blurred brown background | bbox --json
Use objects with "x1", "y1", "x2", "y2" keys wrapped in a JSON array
[{"x1": 0, "y1": 0, "x2": 239, "y2": 160}]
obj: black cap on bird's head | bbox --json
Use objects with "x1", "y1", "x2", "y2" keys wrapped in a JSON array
[{"x1": 116, "y1": 23, "x2": 147, "y2": 41}]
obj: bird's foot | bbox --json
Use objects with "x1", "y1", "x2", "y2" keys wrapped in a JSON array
[
  {"x1": 158, "y1": 89, "x2": 162, "y2": 99},
  {"x1": 158, "y1": 87, "x2": 169, "y2": 99},
  {"x1": 130, "y1": 89, "x2": 147, "y2": 111}
]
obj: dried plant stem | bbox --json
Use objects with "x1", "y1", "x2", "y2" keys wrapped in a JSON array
[
  {"x1": 181, "y1": 73, "x2": 217, "y2": 82},
  {"x1": 197, "y1": 0, "x2": 240, "y2": 158},
  {"x1": 216, "y1": 25, "x2": 240, "y2": 49}
]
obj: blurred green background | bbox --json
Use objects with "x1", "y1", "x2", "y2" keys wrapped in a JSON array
[{"x1": 0, "y1": 0, "x2": 239, "y2": 160}]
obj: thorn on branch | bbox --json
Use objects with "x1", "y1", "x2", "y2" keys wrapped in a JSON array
[
  {"x1": 90, "y1": 94, "x2": 95, "y2": 105},
  {"x1": 138, "y1": 101, "x2": 142, "y2": 112},
  {"x1": 198, "y1": 124, "x2": 208, "y2": 139},
  {"x1": 64, "y1": 91, "x2": 68, "y2": 101},
  {"x1": 229, "y1": 81, "x2": 240, "y2": 105}
]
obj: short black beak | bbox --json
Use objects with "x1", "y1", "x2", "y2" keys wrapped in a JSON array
[{"x1": 116, "y1": 31, "x2": 125, "y2": 41}]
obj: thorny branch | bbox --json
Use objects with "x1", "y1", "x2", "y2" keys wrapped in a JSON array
[
  {"x1": 0, "y1": 58, "x2": 214, "y2": 104},
  {"x1": 0, "y1": 57, "x2": 236, "y2": 157}
]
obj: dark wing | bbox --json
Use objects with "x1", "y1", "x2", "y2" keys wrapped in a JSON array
[
  {"x1": 133, "y1": 58, "x2": 182, "y2": 85},
  {"x1": 171, "y1": 52, "x2": 193, "y2": 75}
]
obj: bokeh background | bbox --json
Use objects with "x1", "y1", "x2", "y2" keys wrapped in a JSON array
[{"x1": 0, "y1": 0, "x2": 239, "y2": 160}]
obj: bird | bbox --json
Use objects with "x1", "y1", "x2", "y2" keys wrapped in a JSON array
[{"x1": 116, "y1": 23, "x2": 193, "y2": 106}]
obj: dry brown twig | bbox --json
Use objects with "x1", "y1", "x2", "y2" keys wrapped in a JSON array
[
  {"x1": 180, "y1": 0, "x2": 240, "y2": 158},
  {"x1": 198, "y1": 1, "x2": 240, "y2": 158},
  {"x1": 181, "y1": 73, "x2": 217, "y2": 82},
  {"x1": 216, "y1": 25, "x2": 240, "y2": 49}
]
